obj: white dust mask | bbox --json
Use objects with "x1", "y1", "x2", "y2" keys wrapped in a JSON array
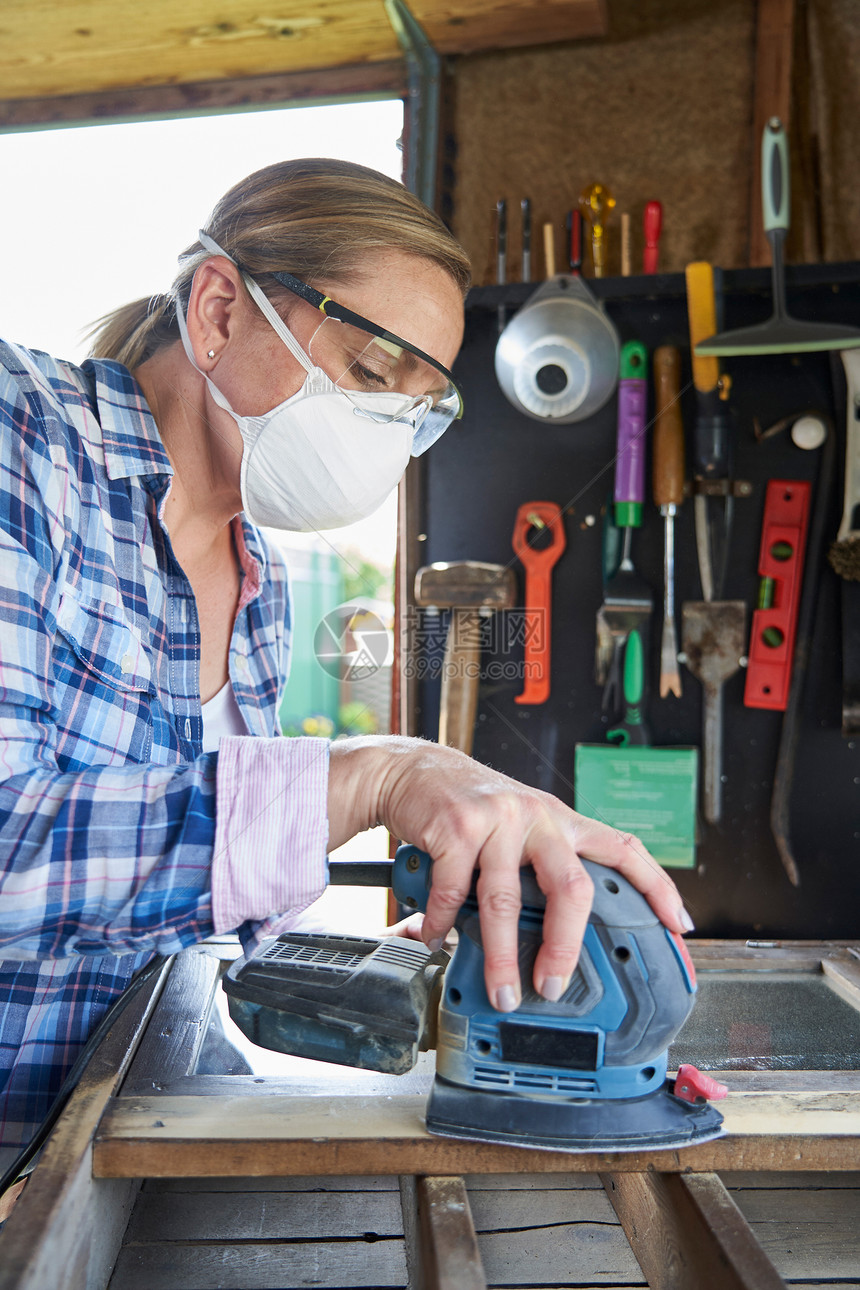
[{"x1": 174, "y1": 245, "x2": 413, "y2": 531}]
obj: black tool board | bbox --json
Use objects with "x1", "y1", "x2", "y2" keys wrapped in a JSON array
[{"x1": 411, "y1": 263, "x2": 859, "y2": 939}]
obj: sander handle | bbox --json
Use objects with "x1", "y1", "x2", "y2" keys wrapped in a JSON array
[{"x1": 328, "y1": 859, "x2": 394, "y2": 887}]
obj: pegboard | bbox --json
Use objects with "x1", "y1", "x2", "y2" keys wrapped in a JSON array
[{"x1": 409, "y1": 262, "x2": 860, "y2": 939}]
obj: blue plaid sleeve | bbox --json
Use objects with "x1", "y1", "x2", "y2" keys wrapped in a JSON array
[{"x1": 0, "y1": 347, "x2": 224, "y2": 959}]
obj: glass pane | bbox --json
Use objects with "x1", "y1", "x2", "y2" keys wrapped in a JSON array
[{"x1": 670, "y1": 971, "x2": 860, "y2": 1070}]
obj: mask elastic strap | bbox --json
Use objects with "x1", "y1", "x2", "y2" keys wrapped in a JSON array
[
  {"x1": 197, "y1": 230, "x2": 316, "y2": 378},
  {"x1": 174, "y1": 299, "x2": 244, "y2": 424}
]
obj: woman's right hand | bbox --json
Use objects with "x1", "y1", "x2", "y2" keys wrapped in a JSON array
[{"x1": 327, "y1": 735, "x2": 692, "y2": 1015}]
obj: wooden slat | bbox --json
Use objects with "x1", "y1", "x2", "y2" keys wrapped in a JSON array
[
  {"x1": 749, "y1": 0, "x2": 796, "y2": 266},
  {"x1": 720, "y1": 1169, "x2": 860, "y2": 1189},
  {"x1": 396, "y1": 459, "x2": 424, "y2": 743},
  {"x1": 0, "y1": 62, "x2": 405, "y2": 131},
  {"x1": 144, "y1": 1170, "x2": 607, "y2": 1191},
  {"x1": 146, "y1": 1173, "x2": 403, "y2": 1191},
  {"x1": 727, "y1": 1184, "x2": 860, "y2": 1282},
  {"x1": 122, "y1": 948, "x2": 221, "y2": 1094},
  {"x1": 690, "y1": 943, "x2": 855, "y2": 971},
  {"x1": 0, "y1": 0, "x2": 608, "y2": 103},
  {"x1": 0, "y1": 957, "x2": 173, "y2": 1290},
  {"x1": 93, "y1": 1087, "x2": 860, "y2": 1178},
  {"x1": 600, "y1": 1171, "x2": 787, "y2": 1290},
  {"x1": 822, "y1": 954, "x2": 860, "y2": 1010},
  {"x1": 123, "y1": 1187, "x2": 402, "y2": 1241},
  {"x1": 418, "y1": 1176, "x2": 486, "y2": 1290},
  {"x1": 710, "y1": 1071, "x2": 860, "y2": 1092},
  {"x1": 147, "y1": 1068, "x2": 860, "y2": 1097},
  {"x1": 468, "y1": 1186, "x2": 644, "y2": 1286},
  {"x1": 108, "y1": 1237, "x2": 408, "y2": 1289},
  {"x1": 399, "y1": 1174, "x2": 426, "y2": 1290}
]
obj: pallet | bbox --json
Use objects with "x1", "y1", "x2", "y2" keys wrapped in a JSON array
[{"x1": 1, "y1": 945, "x2": 859, "y2": 1290}]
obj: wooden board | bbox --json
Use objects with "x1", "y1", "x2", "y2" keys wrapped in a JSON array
[
  {"x1": 601, "y1": 1171, "x2": 788, "y2": 1290},
  {"x1": 0, "y1": 0, "x2": 607, "y2": 103},
  {"x1": 111, "y1": 1177, "x2": 646, "y2": 1290},
  {"x1": 109, "y1": 1236, "x2": 409, "y2": 1289},
  {"x1": 93, "y1": 1086, "x2": 860, "y2": 1178},
  {"x1": 728, "y1": 1184, "x2": 860, "y2": 1282},
  {"x1": 749, "y1": 0, "x2": 796, "y2": 266},
  {"x1": 0, "y1": 958, "x2": 173, "y2": 1290},
  {"x1": 110, "y1": 1171, "x2": 860, "y2": 1289}
]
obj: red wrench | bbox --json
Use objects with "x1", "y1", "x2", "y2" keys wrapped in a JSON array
[{"x1": 512, "y1": 501, "x2": 566, "y2": 704}]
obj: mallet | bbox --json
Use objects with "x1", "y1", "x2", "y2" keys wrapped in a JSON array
[{"x1": 414, "y1": 561, "x2": 517, "y2": 756}]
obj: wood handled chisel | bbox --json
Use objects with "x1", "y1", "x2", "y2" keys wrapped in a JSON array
[
  {"x1": 685, "y1": 262, "x2": 732, "y2": 601},
  {"x1": 652, "y1": 346, "x2": 685, "y2": 698}
]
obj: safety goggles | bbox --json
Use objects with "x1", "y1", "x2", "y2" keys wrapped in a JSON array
[
  {"x1": 197, "y1": 230, "x2": 462, "y2": 456},
  {"x1": 268, "y1": 269, "x2": 463, "y2": 456}
]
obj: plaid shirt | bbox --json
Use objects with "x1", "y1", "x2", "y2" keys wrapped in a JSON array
[{"x1": 0, "y1": 340, "x2": 329, "y2": 1160}]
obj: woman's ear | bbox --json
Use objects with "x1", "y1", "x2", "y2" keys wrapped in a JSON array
[{"x1": 185, "y1": 257, "x2": 242, "y2": 367}]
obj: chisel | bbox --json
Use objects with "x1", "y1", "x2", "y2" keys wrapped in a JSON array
[
  {"x1": 653, "y1": 346, "x2": 685, "y2": 698},
  {"x1": 685, "y1": 262, "x2": 732, "y2": 601},
  {"x1": 682, "y1": 264, "x2": 745, "y2": 824}
]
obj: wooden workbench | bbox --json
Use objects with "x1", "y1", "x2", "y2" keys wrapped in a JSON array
[{"x1": 1, "y1": 944, "x2": 858, "y2": 1289}]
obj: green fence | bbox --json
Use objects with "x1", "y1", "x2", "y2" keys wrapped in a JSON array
[{"x1": 279, "y1": 545, "x2": 344, "y2": 736}]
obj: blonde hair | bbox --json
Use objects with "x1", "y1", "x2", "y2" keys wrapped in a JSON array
[{"x1": 87, "y1": 158, "x2": 471, "y2": 369}]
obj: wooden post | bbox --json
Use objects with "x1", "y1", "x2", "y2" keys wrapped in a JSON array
[
  {"x1": 0, "y1": 958, "x2": 173, "y2": 1290},
  {"x1": 749, "y1": 0, "x2": 796, "y2": 266},
  {"x1": 600, "y1": 1171, "x2": 788, "y2": 1290}
]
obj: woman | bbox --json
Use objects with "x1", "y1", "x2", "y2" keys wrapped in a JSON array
[{"x1": 0, "y1": 157, "x2": 691, "y2": 1165}]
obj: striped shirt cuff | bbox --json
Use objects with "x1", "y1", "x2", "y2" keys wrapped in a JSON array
[{"x1": 211, "y1": 735, "x2": 330, "y2": 934}]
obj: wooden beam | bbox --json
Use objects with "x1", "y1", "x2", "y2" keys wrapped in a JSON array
[
  {"x1": 417, "y1": 1177, "x2": 487, "y2": 1290},
  {"x1": 749, "y1": 0, "x2": 796, "y2": 266},
  {"x1": 0, "y1": 957, "x2": 173, "y2": 1290},
  {"x1": 0, "y1": 63, "x2": 405, "y2": 132},
  {"x1": 121, "y1": 948, "x2": 221, "y2": 1095},
  {"x1": 690, "y1": 942, "x2": 855, "y2": 971},
  {"x1": 93, "y1": 1085, "x2": 860, "y2": 1178},
  {"x1": 600, "y1": 1171, "x2": 788, "y2": 1290},
  {"x1": 0, "y1": 1, "x2": 608, "y2": 105},
  {"x1": 396, "y1": 458, "x2": 426, "y2": 742},
  {"x1": 822, "y1": 952, "x2": 860, "y2": 1010}
]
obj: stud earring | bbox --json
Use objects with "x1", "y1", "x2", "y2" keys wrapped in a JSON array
[{"x1": 207, "y1": 349, "x2": 216, "y2": 360}]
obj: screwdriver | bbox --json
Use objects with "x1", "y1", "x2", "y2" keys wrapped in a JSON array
[
  {"x1": 579, "y1": 182, "x2": 615, "y2": 278},
  {"x1": 653, "y1": 346, "x2": 685, "y2": 698},
  {"x1": 521, "y1": 198, "x2": 531, "y2": 281},
  {"x1": 643, "y1": 201, "x2": 663, "y2": 274},
  {"x1": 566, "y1": 208, "x2": 583, "y2": 276},
  {"x1": 496, "y1": 198, "x2": 507, "y2": 332}
]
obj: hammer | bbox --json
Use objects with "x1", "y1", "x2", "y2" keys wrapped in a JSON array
[{"x1": 414, "y1": 561, "x2": 517, "y2": 756}]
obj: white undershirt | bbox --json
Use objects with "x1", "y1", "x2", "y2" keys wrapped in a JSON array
[{"x1": 201, "y1": 680, "x2": 246, "y2": 752}]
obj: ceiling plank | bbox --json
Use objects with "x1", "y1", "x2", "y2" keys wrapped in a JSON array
[
  {"x1": 0, "y1": 0, "x2": 607, "y2": 103},
  {"x1": 0, "y1": 63, "x2": 405, "y2": 131}
]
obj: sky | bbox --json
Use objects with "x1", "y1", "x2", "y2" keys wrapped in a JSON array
[{"x1": 0, "y1": 99, "x2": 405, "y2": 566}]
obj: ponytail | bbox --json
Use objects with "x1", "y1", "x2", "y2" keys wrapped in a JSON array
[{"x1": 87, "y1": 158, "x2": 471, "y2": 367}]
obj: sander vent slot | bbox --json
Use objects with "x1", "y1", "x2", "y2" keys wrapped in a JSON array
[
  {"x1": 472, "y1": 1065, "x2": 598, "y2": 1095},
  {"x1": 474, "y1": 1066, "x2": 511, "y2": 1086},
  {"x1": 375, "y1": 943, "x2": 435, "y2": 971},
  {"x1": 557, "y1": 1076, "x2": 599, "y2": 1094},
  {"x1": 513, "y1": 1072, "x2": 554, "y2": 1089},
  {"x1": 259, "y1": 934, "x2": 381, "y2": 975}
]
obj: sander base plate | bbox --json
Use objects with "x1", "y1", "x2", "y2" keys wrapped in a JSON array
[{"x1": 426, "y1": 1076, "x2": 724, "y2": 1153}]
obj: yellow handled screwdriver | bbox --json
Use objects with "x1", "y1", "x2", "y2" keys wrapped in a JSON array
[{"x1": 579, "y1": 182, "x2": 616, "y2": 278}]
